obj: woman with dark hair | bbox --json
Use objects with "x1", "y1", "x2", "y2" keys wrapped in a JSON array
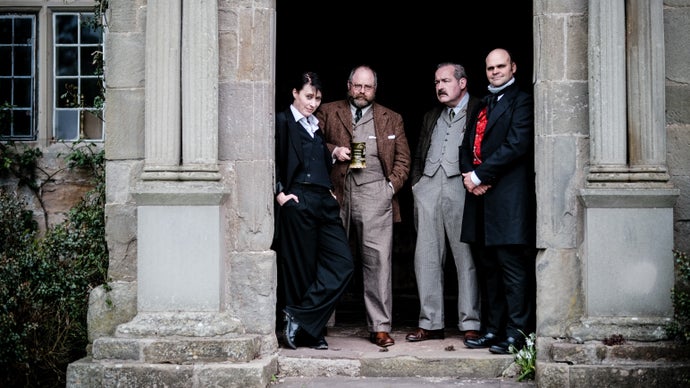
[{"x1": 273, "y1": 72, "x2": 354, "y2": 350}]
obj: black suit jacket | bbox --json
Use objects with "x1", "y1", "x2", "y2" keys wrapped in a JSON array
[
  {"x1": 275, "y1": 108, "x2": 333, "y2": 194},
  {"x1": 459, "y1": 84, "x2": 536, "y2": 247},
  {"x1": 273, "y1": 108, "x2": 333, "y2": 247}
]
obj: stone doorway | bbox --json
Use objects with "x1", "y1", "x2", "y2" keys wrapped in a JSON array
[{"x1": 275, "y1": 1, "x2": 534, "y2": 328}]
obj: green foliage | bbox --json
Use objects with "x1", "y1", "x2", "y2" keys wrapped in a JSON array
[
  {"x1": 667, "y1": 250, "x2": 690, "y2": 344},
  {"x1": 509, "y1": 331, "x2": 536, "y2": 381},
  {"x1": 0, "y1": 144, "x2": 108, "y2": 388},
  {"x1": 0, "y1": 141, "x2": 44, "y2": 191}
]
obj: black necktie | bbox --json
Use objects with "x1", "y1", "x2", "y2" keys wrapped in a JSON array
[
  {"x1": 355, "y1": 108, "x2": 362, "y2": 123},
  {"x1": 488, "y1": 94, "x2": 499, "y2": 114},
  {"x1": 449, "y1": 109, "x2": 455, "y2": 121}
]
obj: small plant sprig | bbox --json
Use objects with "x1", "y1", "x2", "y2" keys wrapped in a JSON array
[{"x1": 509, "y1": 331, "x2": 536, "y2": 381}]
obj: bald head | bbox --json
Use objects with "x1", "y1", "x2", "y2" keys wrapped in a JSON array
[{"x1": 485, "y1": 48, "x2": 516, "y2": 88}]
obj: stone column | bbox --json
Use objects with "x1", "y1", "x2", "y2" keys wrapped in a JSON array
[
  {"x1": 181, "y1": 0, "x2": 220, "y2": 181},
  {"x1": 586, "y1": 0, "x2": 627, "y2": 181},
  {"x1": 142, "y1": 0, "x2": 181, "y2": 181},
  {"x1": 626, "y1": 0, "x2": 669, "y2": 181}
]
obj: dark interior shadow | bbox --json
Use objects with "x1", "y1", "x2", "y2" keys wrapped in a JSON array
[{"x1": 275, "y1": 0, "x2": 534, "y2": 327}]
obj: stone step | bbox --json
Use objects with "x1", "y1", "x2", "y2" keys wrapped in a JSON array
[
  {"x1": 276, "y1": 326, "x2": 517, "y2": 379},
  {"x1": 67, "y1": 354, "x2": 278, "y2": 388},
  {"x1": 91, "y1": 335, "x2": 263, "y2": 363},
  {"x1": 277, "y1": 326, "x2": 690, "y2": 387}
]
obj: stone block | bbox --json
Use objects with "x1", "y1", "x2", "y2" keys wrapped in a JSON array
[
  {"x1": 666, "y1": 85, "x2": 690, "y2": 125},
  {"x1": 92, "y1": 337, "x2": 141, "y2": 360},
  {"x1": 104, "y1": 204, "x2": 138, "y2": 281},
  {"x1": 105, "y1": 160, "x2": 141, "y2": 204},
  {"x1": 535, "y1": 136, "x2": 582, "y2": 248},
  {"x1": 218, "y1": 82, "x2": 274, "y2": 161},
  {"x1": 665, "y1": 7, "x2": 690, "y2": 84},
  {"x1": 535, "y1": 82, "x2": 589, "y2": 136},
  {"x1": 535, "y1": 249, "x2": 583, "y2": 337},
  {"x1": 142, "y1": 337, "x2": 261, "y2": 363},
  {"x1": 101, "y1": 363, "x2": 195, "y2": 387},
  {"x1": 104, "y1": 88, "x2": 146, "y2": 160},
  {"x1": 535, "y1": 0, "x2": 587, "y2": 13},
  {"x1": 195, "y1": 356, "x2": 278, "y2": 388},
  {"x1": 234, "y1": 160, "x2": 274, "y2": 250},
  {"x1": 67, "y1": 353, "x2": 277, "y2": 388},
  {"x1": 88, "y1": 281, "x2": 137, "y2": 342},
  {"x1": 104, "y1": 33, "x2": 146, "y2": 88},
  {"x1": 568, "y1": 364, "x2": 690, "y2": 387},
  {"x1": 668, "y1": 126, "x2": 690, "y2": 175},
  {"x1": 534, "y1": 15, "x2": 566, "y2": 80},
  {"x1": 565, "y1": 14, "x2": 588, "y2": 80},
  {"x1": 108, "y1": 0, "x2": 146, "y2": 33},
  {"x1": 227, "y1": 251, "x2": 277, "y2": 335},
  {"x1": 218, "y1": 31, "x2": 239, "y2": 81},
  {"x1": 536, "y1": 362, "x2": 570, "y2": 388}
]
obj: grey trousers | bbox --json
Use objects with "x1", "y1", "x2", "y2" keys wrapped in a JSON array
[{"x1": 412, "y1": 172, "x2": 481, "y2": 331}]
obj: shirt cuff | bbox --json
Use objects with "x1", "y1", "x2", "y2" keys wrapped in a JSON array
[{"x1": 471, "y1": 171, "x2": 481, "y2": 186}]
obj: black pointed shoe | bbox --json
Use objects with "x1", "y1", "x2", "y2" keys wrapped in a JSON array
[
  {"x1": 282, "y1": 310, "x2": 300, "y2": 349},
  {"x1": 309, "y1": 335, "x2": 328, "y2": 350},
  {"x1": 464, "y1": 332, "x2": 501, "y2": 349},
  {"x1": 489, "y1": 336, "x2": 525, "y2": 355}
]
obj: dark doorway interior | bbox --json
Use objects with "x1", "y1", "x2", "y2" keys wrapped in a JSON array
[{"x1": 276, "y1": 1, "x2": 533, "y2": 328}]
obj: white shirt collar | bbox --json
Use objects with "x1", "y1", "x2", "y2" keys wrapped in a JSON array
[{"x1": 290, "y1": 105, "x2": 319, "y2": 137}]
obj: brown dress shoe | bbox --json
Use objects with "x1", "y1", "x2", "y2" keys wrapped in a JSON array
[
  {"x1": 369, "y1": 331, "x2": 395, "y2": 347},
  {"x1": 405, "y1": 328, "x2": 445, "y2": 342},
  {"x1": 462, "y1": 330, "x2": 481, "y2": 341}
]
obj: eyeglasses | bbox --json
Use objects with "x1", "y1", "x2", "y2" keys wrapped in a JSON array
[{"x1": 350, "y1": 83, "x2": 374, "y2": 92}]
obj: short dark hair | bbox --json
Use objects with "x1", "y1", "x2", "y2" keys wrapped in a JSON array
[{"x1": 292, "y1": 71, "x2": 323, "y2": 93}]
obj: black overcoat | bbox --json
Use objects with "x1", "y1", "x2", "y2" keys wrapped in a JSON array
[{"x1": 459, "y1": 84, "x2": 536, "y2": 247}]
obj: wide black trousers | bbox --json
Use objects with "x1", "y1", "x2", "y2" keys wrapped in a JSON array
[{"x1": 276, "y1": 184, "x2": 354, "y2": 338}]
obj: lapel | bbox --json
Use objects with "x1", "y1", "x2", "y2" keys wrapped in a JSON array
[
  {"x1": 372, "y1": 103, "x2": 389, "y2": 146},
  {"x1": 486, "y1": 85, "x2": 518, "y2": 130},
  {"x1": 336, "y1": 101, "x2": 354, "y2": 137},
  {"x1": 286, "y1": 113, "x2": 305, "y2": 164}
]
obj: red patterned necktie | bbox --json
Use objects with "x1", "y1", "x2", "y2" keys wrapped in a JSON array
[{"x1": 473, "y1": 107, "x2": 488, "y2": 165}]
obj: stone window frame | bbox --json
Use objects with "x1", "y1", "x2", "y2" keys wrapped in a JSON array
[
  {"x1": 52, "y1": 11, "x2": 104, "y2": 142},
  {"x1": 0, "y1": 2, "x2": 103, "y2": 145},
  {"x1": 0, "y1": 13, "x2": 36, "y2": 140}
]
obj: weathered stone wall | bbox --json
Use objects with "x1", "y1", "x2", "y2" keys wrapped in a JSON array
[
  {"x1": 0, "y1": 144, "x2": 97, "y2": 233},
  {"x1": 665, "y1": 0, "x2": 690, "y2": 254},
  {"x1": 533, "y1": 0, "x2": 590, "y2": 339}
]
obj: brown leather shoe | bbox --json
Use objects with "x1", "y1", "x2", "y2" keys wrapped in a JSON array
[
  {"x1": 369, "y1": 331, "x2": 395, "y2": 347},
  {"x1": 405, "y1": 327, "x2": 445, "y2": 342},
  {"x1": 462, "y1": 330, "x2": 481, "y2": 341}
]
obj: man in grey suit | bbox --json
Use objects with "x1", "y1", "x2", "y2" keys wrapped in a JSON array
[
  {"x1": 317, "y1": 65, "x2": 411, "y2": 348},
  {"x1": 406, "y1": 63, "x2": 481, "y2": 343}
]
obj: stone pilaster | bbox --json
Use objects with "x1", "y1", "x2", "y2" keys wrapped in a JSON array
[
  {"x1": 576, "y1": 0, "x2": 679, "y2": 340},
  {"x1": 142, "y1": 0, "x2": 181, "y2": 180},
  {"x1": 181, "y1": 0, "x2": 220, "y2": 181},
  {"x1": 587, "y1": 0, "x2": 628, "y2": 180},
  {"x1": 626, "y1": 0, "x2": 669, "y2": 181}
]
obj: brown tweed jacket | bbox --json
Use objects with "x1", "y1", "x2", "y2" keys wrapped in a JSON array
[{"x1": 316, "y1": 99, "x2": 411, "y2": 223}]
